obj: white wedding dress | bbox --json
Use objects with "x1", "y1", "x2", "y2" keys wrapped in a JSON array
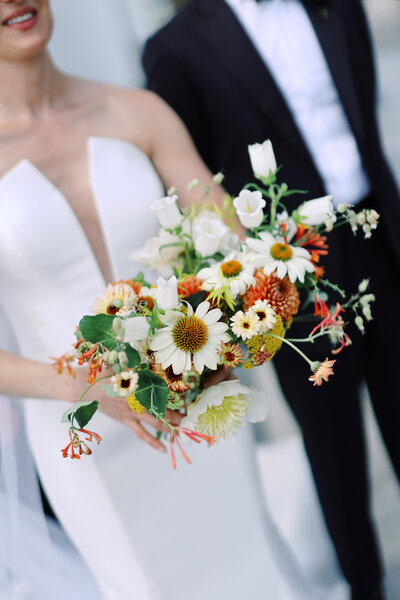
[{"x1": 0, "y1": 137, "x2": 317, "y2": 600}]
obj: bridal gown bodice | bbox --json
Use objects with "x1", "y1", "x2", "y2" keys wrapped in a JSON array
[{"x1": 0, "y1": 138, "x2": 313, "y2": 600}]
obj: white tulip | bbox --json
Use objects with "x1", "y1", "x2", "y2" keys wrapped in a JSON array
[
  {"x1": 193, "y1": 217, "x2": 230, "y2": 256},
  {"x1": 150, "y1": 195, "x2": 182, "y2": 229},
  {"x1": 233, "y1": 190, "x2": 266, "y2": 228},
  {"x1": 298, "y1": 195, "x2": 336, "y2": 226},
  {"x1": 122, "y1": 316, "x2": 150, "y2": 345},
  {"x1": 155, "y1": 276, "x2": 179, "y2": 310},
  {"x1": 248, "y1": 140, "x2": 277, "y2": 180}
]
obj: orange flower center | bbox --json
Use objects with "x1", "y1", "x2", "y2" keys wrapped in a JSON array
[
  {"x1": 270, "y1": 243, "x2": 293, "y2": 261},
  {"x1": 172, "y1": 315, "x2": 208, "y2": 353},
  {"x1": 220, "y1": 259, "x2": 243, "y2": 278}
]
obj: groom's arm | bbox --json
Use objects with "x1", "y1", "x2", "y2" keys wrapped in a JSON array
[{"x1": 143, "y1": 36, "x2": 214, "y2": 168}]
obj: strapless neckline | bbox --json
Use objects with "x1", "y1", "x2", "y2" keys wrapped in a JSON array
[{"x1": 0, "y1": 137, "x2": 161, "y2": 285}]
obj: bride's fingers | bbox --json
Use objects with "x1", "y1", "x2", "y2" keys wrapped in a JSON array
[
  {"x1": 126, "y1": 418, "x2": 167, "y2": 453},
  {"x1": 165, "y1": 409, "x2": 183, "y2": 426}
]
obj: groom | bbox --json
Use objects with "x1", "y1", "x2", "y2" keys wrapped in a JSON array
[{"x1": 143, "y1": 1, "x2": 400, "y2": 598}]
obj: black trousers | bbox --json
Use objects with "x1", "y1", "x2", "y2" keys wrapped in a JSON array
[{"x1": 274, "y1": 196, "x2": 400, "y2": 594}]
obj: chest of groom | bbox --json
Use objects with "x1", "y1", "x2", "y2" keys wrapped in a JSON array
[{"x1": 144, "y1": 0, "x2": 400, "y2": 261}]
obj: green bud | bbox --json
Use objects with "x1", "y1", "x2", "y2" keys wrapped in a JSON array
[
  {"x1": 118, "y1": 351, "x2": 128, "y2": 367},
  {"x1": 102, "y1": 350, "x2": 110, "y2": 363},
  {"x1": 213, "y1": 172, "x2": 224, "y2": 185},
  {"x1": 109, "y1": 350, "x2": 118, "y2": 363}
]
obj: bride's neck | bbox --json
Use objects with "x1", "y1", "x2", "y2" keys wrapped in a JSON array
[{"x1": 0, "y1": 51, "x2": 65, "y2": 127}]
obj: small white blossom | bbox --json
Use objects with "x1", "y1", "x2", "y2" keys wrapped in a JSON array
[
  {"x1": 213, "y1": 172, "x2": 225, "y2": 185},
  {"x1": 366, "y1": 209, "x2": 379, "y2": 228},
  {"x1": 362, "y1": 305, "x2": 373, "y2": 322},
  {"x1": 298, "y1": 195, "x2": 336, "y2": 226},
  {"x1": 355, "y1": 315, "x2": 365, "y2": 334},
  {"x1": 337, "y1": 203, "x2": 349, "y2": 213},
  {"x1": 248, "y1": 140, "x2": 277, "y2": 179},
  {"x1": 151, "y1": 195, "x2": 182, "y2": 230},
  {"x1": 155, "y1": 275, "x2": 179, "y2": 310},
  {"x1": 188, "y1": 178, "x2": 200, "y2": 190},
  {"x1": 325, "y1": 217, "x2": 335, "y2": 232},
  {"x1": 233, "y1": 190, "x2": 266, "y2": 228},
  {"x1": 358, "y1": 279, "x2": 370, "y2": 293},
  {"x1": 362, "y1": 223, "x2": 372, "y2": 239},
  {"x1": 193, "y1": 216, "x2": 230, "y2": 256},
  {"x1": 122, "y1": 316, "x2": 151, "y2": 345}
]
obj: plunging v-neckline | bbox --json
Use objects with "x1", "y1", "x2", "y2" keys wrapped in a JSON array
[{"x1": 0, "y1": 137, "x2": 153, "y2": 285}]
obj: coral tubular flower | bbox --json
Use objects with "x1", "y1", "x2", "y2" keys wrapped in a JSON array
[
  {"x1": 243, "y1": 271, "x2": 300, "y2": 321},
  {"x1": 309, "y1": 358, "x2": 336, "y2": 386},
  {"x1": 50, "y1": 352, "x2": 75, "y2": 377},
  {"x1": 168, "y1": 428, "x2": 215, "y2": 470},
  {"x1": 61, "y1": 427, "x2": 102, "y2": 459},
  {"x1": 311, "y1": 301, "x2": 343, "y2": 337}
]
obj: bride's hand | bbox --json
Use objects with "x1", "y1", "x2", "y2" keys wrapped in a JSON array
[
  {"x1": 70, "y1": 368, "x2": 182, "y2": 454},
  {"x1": 202, "y1": 366, "x2": 237, "y2": 389}
]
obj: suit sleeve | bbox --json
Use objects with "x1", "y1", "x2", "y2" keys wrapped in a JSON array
[{"x1": 142, "y1": 36, "x2": 215, "y2": 168}]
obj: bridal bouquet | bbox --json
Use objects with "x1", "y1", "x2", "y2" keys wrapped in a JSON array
[{"x1": 56, "y1": 140, "x2": 378, "y2": 467}]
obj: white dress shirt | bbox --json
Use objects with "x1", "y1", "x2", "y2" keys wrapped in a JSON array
[{"x1": 225, "y1": 0, "x2": 371, "y2": 205}]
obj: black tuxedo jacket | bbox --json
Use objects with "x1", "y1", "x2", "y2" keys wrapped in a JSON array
[{"x1": 143, "y1": 0, "x2": 400, "y2": 264}]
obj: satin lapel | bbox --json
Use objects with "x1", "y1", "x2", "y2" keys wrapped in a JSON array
[
  {"x1": 304, "y1": 4, "x2": 364, "y2": 147},
  {"x1": 188, "y1": 0, "x2": 312, "y2": 161}
]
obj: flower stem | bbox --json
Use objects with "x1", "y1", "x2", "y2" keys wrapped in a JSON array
[
  {"x1": 267, "y1": 333, "x2": 315, "y2": 368},
  {"x1": 78, "y1": 374, "x2": 112, "y2": 403}
]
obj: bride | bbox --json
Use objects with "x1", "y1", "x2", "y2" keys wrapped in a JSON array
[{"x1": 0, "y1": 1, "x2": 317, "y2": 598}]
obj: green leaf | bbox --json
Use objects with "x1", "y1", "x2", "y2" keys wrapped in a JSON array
[
  {"x1": 79, "y1": 314, "x2": 117, "y2": 350},
  {"x1": 100, "y1": 383, "x2": 121, "y2": 398},
  {"x1": 185, "y1": 291, "x2": 206, "y2": 311},
  {"x1": 123, "y1": 344, "x2": 140, "y2": 368},
  {"x1": 136, "y1": 371, "x2": 168, "y2": 419},
  {"x1": 61, "y1": 400, "x2": 99, "y2": 428}
]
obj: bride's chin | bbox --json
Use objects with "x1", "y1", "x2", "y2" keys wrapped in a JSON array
[{"x1": 1, "y1": 20, "x2": 53, "y2": 61}]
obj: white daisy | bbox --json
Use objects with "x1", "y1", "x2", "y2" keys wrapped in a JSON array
[
  {"x1": 181, "y1": 380, "x2": 268, "y2": 441},
  {"x1": 230, "y1": 310, "x2": 260, "y2": 341},
  {"x1": 197, "y1": 252, "x2": 255, "y2": 299},
  {"x1": 245, "y1": 231, "x2": 315, "y2": 283},
  {"x1": 111, "y1": 370, "x2": 139, "y2": 398},
  {"x1": 149, "y1": 301, "x2": 230, "y2": 375},
  {"x1": 247, "y1": 300, "x2": 276, "y2": 333}
]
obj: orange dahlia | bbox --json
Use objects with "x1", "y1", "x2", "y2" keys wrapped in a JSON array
[
  {"x1": 243, "y1": 270, "x2": 300, "y2": 321},
  {"x1": 113, "y1": 279, "x2": 143, "y2": 296},
  {"x1": 177, "y1": 276, "x2": 203, "y2": 298}
]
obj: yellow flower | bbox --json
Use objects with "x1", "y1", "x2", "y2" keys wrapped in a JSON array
[
  {"x1": 127, "y1": 393, "x2": 145, "y2": 414},
  {"x1": 245, "y1": 315, "x2": 285, "y2": 359}
]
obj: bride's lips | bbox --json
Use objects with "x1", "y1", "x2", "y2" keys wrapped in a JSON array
[{"x1": 2, "y1": 6, "x2": 38, "y2": 31}]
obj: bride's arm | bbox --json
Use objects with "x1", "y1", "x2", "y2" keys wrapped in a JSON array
[
  {"x1": 136, "y1": 91, "x2": 229, "y2": 212},
  {"x1": 0, "y1": 348, "x2": 172, "y2": 452}
]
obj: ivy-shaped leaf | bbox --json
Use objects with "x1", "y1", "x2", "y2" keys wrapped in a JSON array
[
  {"x1": 79, "y1": 314, "x2": 117, "y2": 350},
  {"x1": 61, "y1": 400, "x2": 99, "y2": 429},
  {"x1": 135, "y1": 371, "x2": 167, "y2": 419},
  {"x1": 123, "y1": 344, "x2": 140, "y2": 368}
]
